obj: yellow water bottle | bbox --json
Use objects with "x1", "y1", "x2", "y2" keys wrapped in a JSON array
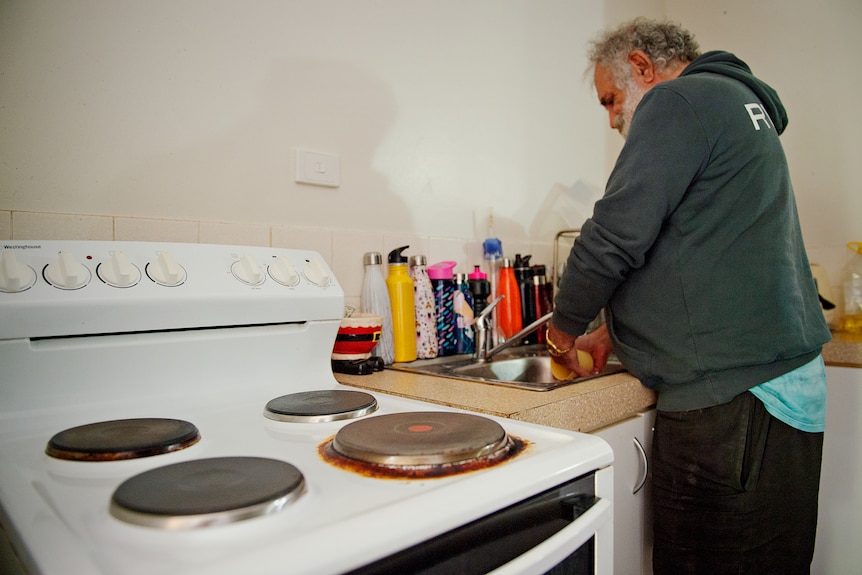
[{"x1": 387, "y1": 246, "x2": 417, "y2": 362}]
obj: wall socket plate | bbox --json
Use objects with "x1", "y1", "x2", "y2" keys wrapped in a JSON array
[{"x1": 295, "y1": 149, "x2": 340, "y2": 188}]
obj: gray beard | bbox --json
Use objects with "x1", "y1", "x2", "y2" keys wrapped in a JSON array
[{"x1": 615, "y1": 77, "x2": 649, "y2": 139}]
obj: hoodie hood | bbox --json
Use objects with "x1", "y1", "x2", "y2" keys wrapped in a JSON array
[{"x1": 680, "y1": 50, "x2": 788, "y2": 134}]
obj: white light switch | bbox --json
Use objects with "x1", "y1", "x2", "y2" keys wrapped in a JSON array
[{"x1": 295, "y1": 149, "x2": 341, "y2": 187}]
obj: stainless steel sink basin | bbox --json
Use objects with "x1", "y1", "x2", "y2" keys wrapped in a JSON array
[{"x1": 388, "y1": 344, "x2": 626, "y2": 391}]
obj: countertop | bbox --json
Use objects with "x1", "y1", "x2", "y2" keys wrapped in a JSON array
[
  {"x1": 822, "y1": 330, "x2": 862, "y2": 368},
  {"x1": 336, "y1": 362, "x2": 657, "y2": 433},
  {"x1": 335, "y1": 332, "x2": 862, "y2": 433}
]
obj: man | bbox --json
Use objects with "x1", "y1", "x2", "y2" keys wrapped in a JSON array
[{"x1": 547, "y1": 18, "x2": 831, "y2": 575}]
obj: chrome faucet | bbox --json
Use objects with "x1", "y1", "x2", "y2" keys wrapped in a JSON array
[{"x1": 472, "y1": 297, "x2": 553, "y2": 362}]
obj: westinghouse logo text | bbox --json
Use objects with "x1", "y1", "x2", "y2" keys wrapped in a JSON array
[{"x1": 2, "y1": 244, "x2": 42, "y2": 250}]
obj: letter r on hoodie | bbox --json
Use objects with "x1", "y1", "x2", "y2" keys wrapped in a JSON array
[{"x1": 745, "y1": 103, "x2": 773, "y2": 130}]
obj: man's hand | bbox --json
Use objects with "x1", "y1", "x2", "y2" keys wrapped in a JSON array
[{"x1": 547, "y1": 322, "x2": 613, "y2": 377}]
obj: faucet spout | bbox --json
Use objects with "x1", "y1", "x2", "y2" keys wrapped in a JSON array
[
  {"x1": 471, "y1": 295, "x2": 503, "y2": 362},
  {"x1": 474, "y1": 311, "x2": 553, "y2": 362}
]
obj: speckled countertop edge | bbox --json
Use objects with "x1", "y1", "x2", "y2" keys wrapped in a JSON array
[
  {"x1": 335, "y1": 368, "x2": 657, "y2": 433},
  {"x1": 336, "y1": 334, "x2": 860, "y2": 434},
  {"x1": 823, "y1": 330, "x2": 862, "y2": 368}
]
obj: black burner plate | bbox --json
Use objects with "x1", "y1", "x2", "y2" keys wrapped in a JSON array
[
  {"x1": 45, "y1": 418, "x2": 200, "y2": 461},
  {"x1": 264, "y1": 390, "x2": 378, "y2": 423},
  {"x1": 110, "y1": 456, "x2": 305, "y2": 529}
]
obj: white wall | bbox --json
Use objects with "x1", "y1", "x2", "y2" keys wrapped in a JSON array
[
  {"x1": 1, "y1": 0, "x2": 859, "y2": 309},
  {"x1": 0, "y1": 1, "x2": 612, "y2": 303}
]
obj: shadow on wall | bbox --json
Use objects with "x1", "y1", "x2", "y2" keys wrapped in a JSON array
[
  {"x1": 527, "y1": 179, "x2": 602, "y2": 241},
  {"x1": 104, "y1": 57, "x2": 411, "y2": 233}
]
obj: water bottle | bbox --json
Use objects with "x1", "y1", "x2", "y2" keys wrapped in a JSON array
[
  {"x1": 360, "y1": 252, "x2": 394, "y2": 364},
  {"x1": 496, "y1": 258, "x2": 523, "y2": 340},
  {"x1": 483, "y1": 214, "x2": 503, "y2": 304},
  {"x1": 409, "y1": 255, "x2": 438, "y2": 359},
  {"x1": 386, "y1": 246, "x2": 417, "y2": 362},
  {"x1": 532, "y1": 265, "x2": 553, "y2": 344},
  {"x1": 483, "y1": 220, "x2": 503, "y2": 346},
  {"x1": 468, "y1": 265, "x2": 491, "y2": 318},
  {"x1": 454, "y1": 273, "x2": 475, "y2": 354},
  {"x1": 514, "y1": 254, "x2": 536, "y2": 343},
  {"x1": 428, "y1": 261, "x2": 458, "y2": 356}
]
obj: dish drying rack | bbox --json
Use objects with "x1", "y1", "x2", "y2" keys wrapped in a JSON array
[
  {"x1": 552, "y1": 229, "x2": 580, "y2": 290},
  {"x1": 552, "y1": 229, "x2": 606, "y2": 333}
]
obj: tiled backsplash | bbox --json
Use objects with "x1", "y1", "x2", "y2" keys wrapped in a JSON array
[
  {"x1": 2, "y1": 210, "x2": 553, "y2": 312},
  {"x1": 4, "y1": 210, "x2": 852, "y2": 321}
]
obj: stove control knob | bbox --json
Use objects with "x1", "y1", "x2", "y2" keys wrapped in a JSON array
[
  {"x1": 97, "y1": 250, "x2": 142, "y2": 288},
  {"x1": 44, "y1": 251, "x2": 91, "y2": 290},
  {"x1": 231, "y1": 253, "x2": 265, "y2": 286},
  {"x1": 269, "y1": 256, "x2": 300, "y2": 287},
  {"x1": 303, "y1": 258, "x2": 331, "y2": 287},
  {"x1": 147, "y1": 251, "x2": 187, "y2": 287},
  {"x1": 0, "y1": 249, "x2": 38, "y2": 293}
]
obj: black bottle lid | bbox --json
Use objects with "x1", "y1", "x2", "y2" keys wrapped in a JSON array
[
  {"x1": 513, "y1": 254, "x2": 533, "y2": 280},
  {"x1": 469, "y1": 276, "x2": 491, "y2": 297},
  {"x1": 387, "y1": 245, "x2": 409, "y2": 264}
]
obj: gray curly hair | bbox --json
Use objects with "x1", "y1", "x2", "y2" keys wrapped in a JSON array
[{"x1": 588, "y1": 18, "x2": 701, "y2": 83}]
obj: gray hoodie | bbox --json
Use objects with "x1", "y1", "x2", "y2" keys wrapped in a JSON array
[{"x1": 553, "y1": 51, "x2": 830, "y2": 411}]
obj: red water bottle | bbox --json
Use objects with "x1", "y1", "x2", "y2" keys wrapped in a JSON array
[{"x1": 496, "y1": 258, "x2": 522, "y2": 339}]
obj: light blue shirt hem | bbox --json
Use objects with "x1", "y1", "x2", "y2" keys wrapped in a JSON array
[{"x1": 749, "y1": 355, "x2": 827, "y2": 433}]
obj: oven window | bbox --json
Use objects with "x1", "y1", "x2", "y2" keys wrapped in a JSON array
[
  {"x1": 347, "y1": 473, "x2": 598, "y2": 575},
  {"x1": 545, "y1": 536, "x2": 594, "y2": 575}
]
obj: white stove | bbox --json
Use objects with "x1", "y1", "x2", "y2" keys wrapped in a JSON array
[{"x1": 0, "y1": 240, "x2": 613, "y2": 575}]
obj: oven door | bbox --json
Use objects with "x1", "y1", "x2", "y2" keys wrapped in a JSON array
[{"x1": 347, "y1": 469, "x2": 613, "y2": 575}]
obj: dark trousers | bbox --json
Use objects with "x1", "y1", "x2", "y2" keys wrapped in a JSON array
[{"x1": 651, "y1": 391, "x2": 823, "y2": 575}]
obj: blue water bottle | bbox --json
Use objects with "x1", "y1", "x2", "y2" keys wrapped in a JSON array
[{"x1": 428, "y1": 261, "x2": 457, "y2": 356}]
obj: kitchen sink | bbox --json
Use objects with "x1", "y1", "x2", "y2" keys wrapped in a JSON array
[{"x1": 388, "y1": 344, "x2": 626, "y2": 391}]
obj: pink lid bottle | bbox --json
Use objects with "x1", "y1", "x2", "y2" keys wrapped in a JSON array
[
  {"x1": 428, "y1": 261, "x2": 458, "y2": 356},
  {"x1": 468, "y1": 265, "x2": 491, "y2": 318}
]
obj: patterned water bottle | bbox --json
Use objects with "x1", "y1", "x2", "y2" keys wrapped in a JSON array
[
  {"x1": 454, "y1": 272, "x2": 475, "y2": 354},
  {"x1": 428, "y1": 261, "x2": 457, "y2": 356},
  {"x1": 409, "y1": 255, "x2": 438, "y2": 359}
]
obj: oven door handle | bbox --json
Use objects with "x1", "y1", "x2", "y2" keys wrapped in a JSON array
[{"x1": 489, "y1": 496, "x2": 613, "y2": 575}]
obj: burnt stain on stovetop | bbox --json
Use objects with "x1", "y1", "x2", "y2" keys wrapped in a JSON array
[{"x1": 318, "y1": 435, "x2": 531, "y2": 480}]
